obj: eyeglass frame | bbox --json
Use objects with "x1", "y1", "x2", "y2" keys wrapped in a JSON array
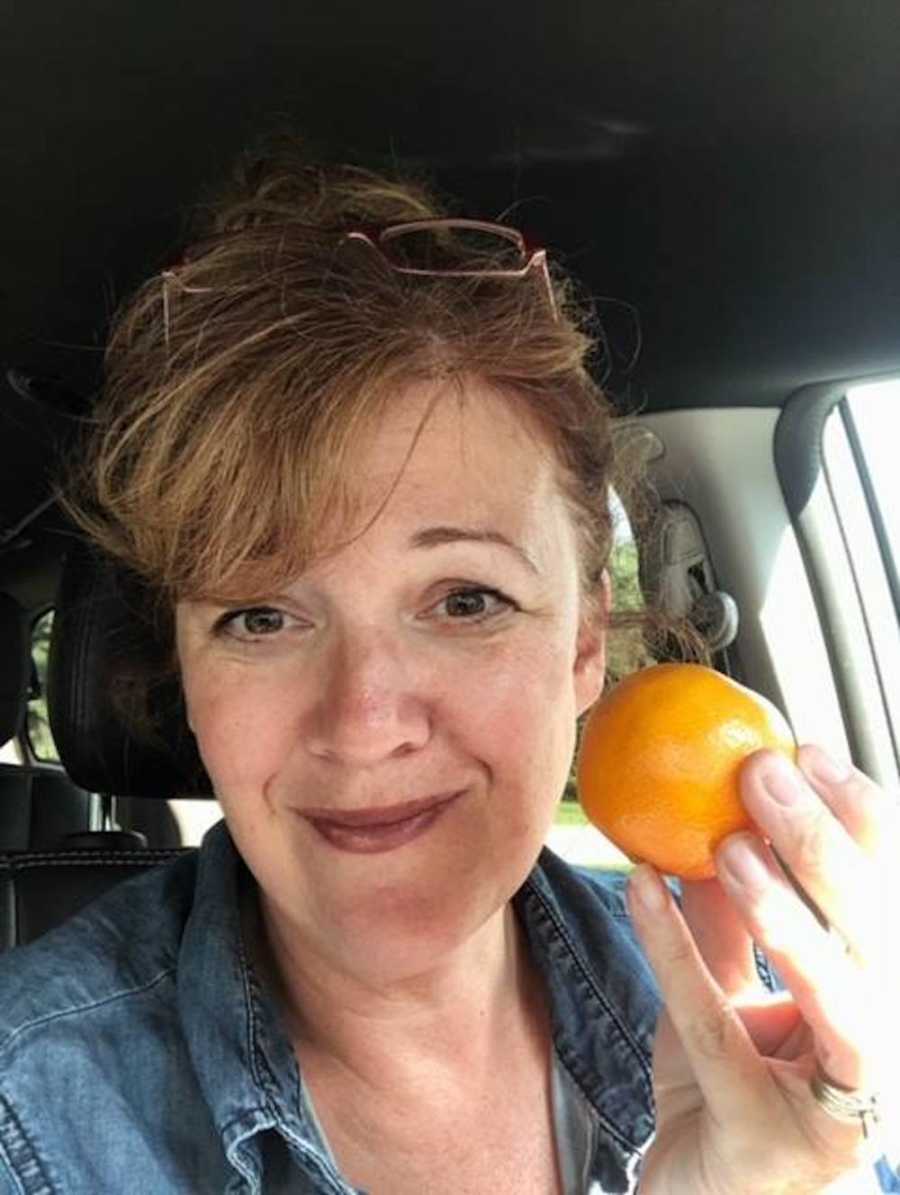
[
  {"x1": 161, "y1": 217, "x2": 558, "y2": 348},
  {"x1": 340, "y1": 218, "x2": 557, "y2": 319}
]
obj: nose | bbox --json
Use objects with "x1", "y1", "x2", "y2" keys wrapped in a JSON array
[{"x1": 304, "y1": 624, "x2": 431, "y2": 765}]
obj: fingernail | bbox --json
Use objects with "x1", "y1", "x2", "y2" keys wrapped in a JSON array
[
  {"x1": 629, "y1": 864, "x2": 667, "y2": 912},
  {"x1": 809, "y1": 751, "x2": 852, "y2": 785},
  {"x1": 719, "y1": 837, "x2": 770, "y2": 892},
  {"x1": 761, "y1": 757, "x2": 805, "y2": 807}
]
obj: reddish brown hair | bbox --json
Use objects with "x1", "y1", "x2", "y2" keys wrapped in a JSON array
[{"x1": 65, "y1": 139, "x2": 616, "y2": 611}]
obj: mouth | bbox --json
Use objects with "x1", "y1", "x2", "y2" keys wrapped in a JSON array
[{"x1": 301, "y1": 791, "x2": 463, "y2": 855}]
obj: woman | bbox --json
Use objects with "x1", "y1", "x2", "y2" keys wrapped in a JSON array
[{"x1": 0, "y1": 140, "x2": 896, "y2": 1194}]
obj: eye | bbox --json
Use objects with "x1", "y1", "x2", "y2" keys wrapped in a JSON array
[
  {"x1": 435, "y1": 587, "x2": 515, "y2": 621},
  {"x1": 216, "y1": 606, "x2": 287, "y2": 640}
]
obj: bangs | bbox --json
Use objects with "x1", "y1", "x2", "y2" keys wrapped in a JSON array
[{"x1": 63, "y1": 148, "x2": 609, "y2": 611}]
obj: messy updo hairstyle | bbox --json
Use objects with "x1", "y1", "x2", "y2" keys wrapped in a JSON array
[
  {"x1": 67, "y1": 135, "x2": 619, "y2": 601},
  {"x1": 62, "y1": 135, "x2": 692, "y2": 755}
]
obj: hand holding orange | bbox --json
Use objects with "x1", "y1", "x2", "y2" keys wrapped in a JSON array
[{"x1": 576, "y1": 663, "x2": 796, "y2": 880}]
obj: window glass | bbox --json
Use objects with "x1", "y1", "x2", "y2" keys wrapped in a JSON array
[
  {"x1": 845, "y1": 379, "x2": 900, "y2": 567},
  {"x1": 168, "y1": 799, "x2": 223, "y2": 846},
  {"x1": 27, "y1": 609, "x2": 60, "y2": 763},
  {"x1": 0, "y1": 738, "x2": 23, "y2": 765},
  {"x1": 822, "y1": 381, "x2": 900, "y2": 764},
  {"x1": 606, "y1": 489, "x2": 656, "y2": 682},
  {"x1": 550, "y1": 489, "x2": 648, "y2": 872}
]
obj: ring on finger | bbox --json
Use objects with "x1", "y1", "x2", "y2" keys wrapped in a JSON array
[{"x1": 809, "y1": 1061, "x2": 882, "y2": 1143}]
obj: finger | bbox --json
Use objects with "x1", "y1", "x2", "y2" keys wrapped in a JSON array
[
  {"x1": 715, "y1": 832, "x2": 881, "y2": 1091},
  {"x1": 626, "y1": 863, "x2": 773, "y2": 1123},
  {"x1": 678, "y1": 876, "x2": 765, "y2": 1000},
  {"x1": 795, "y1": 743, "x2": 899, "y2": 860},
  {"x1": 738, "y1": 751, "x2": 880, "y2": 962},
  {"x1": 736, "y1": 995, "x2": 807, "y2": 1059}
]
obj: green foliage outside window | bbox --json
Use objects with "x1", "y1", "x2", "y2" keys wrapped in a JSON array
[
  {"x1": 605, "y1": 540, "x2": 655, "y2": 682},
  {"x1": 562, "y1": 539, "x2": 655, "y2": 804},
  {"x1": 28, "y1": 610, "x2": 60, "y2": 763}
]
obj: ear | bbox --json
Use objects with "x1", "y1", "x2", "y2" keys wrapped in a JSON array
[{"x1": 574, "y1": 570, "x2": 611, "y2": 717}]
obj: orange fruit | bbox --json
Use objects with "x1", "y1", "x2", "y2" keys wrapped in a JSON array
[{"x1": 576, "y1": 662, "x2": 796, "y2": 880}]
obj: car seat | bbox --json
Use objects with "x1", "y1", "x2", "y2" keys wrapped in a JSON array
[
  {"x1": 0, "y1": 544, "x2": 209, "y2": 951},
  {"x1": 0, "y1": 592, "x2": 94, "y2": 851}
]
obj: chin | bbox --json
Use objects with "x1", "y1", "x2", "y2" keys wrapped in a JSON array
[{"x1": 321, "y1": 866, "x2": 511, "y2": 967}]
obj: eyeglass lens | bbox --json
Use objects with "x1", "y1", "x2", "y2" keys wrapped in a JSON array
[{"x1": 378, "y1": 226, "x2": 527, "y2": 272}]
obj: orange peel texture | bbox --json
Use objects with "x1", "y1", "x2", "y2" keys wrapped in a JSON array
[{"x1": 576, "y1": 663, "x2": 797, "y2": 881}]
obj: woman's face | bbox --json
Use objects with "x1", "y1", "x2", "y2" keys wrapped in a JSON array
[{"x1": 176, "y1": 381, "x2": 607, "y2": 982}]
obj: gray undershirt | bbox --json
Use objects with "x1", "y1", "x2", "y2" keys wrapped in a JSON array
[{"x1": 301, "y1": 1044, "x2": 595, "y2": 1194}]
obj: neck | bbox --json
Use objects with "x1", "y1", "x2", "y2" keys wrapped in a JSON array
[{"x1": 243, "y1": 881, "x2": 546, "y2": 1098}]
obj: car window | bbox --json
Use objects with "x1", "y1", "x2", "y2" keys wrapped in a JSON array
[
  {"x1": 822, "y1": 380, "x2": 900, "y2": 767},
  {"x1": 168, "y1": 797, "x2": 223, "y2": 847},
  {"x1": 549, "y1": 488, "x2": 651, "y2": 872},
  {"x1": 0, "y1": 736, "x2": 23, "y2": 765},
  {"x1": 843, "y1": 379, "x2": 900, "y2": 568},
  {"x1": 27, "y1": 609, "x2": 60, "y2": 764}
]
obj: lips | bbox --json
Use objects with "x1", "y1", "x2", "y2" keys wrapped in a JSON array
[{"x1": 302, "y1": 791, "x2": 462, "y2": 854}]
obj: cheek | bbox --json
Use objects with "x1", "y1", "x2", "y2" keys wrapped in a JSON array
[
  {"x1": 181, "y1": 624, "x2": 580, "y2": 806},
  {"x1": 184, "y1": 670, "x2": 294, "y2": 797},
  {"x1": 453, "y1": 637, "x2": 578, "y2": 791}
]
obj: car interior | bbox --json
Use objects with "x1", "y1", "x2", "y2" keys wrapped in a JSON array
[{"x1": 1, "y1": 2, "x2": 898, "y2": 955}]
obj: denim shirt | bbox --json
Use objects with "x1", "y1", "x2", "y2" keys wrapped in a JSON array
[{"x1": 0, "y1": 820, "x2": 895, "y2": 1194}]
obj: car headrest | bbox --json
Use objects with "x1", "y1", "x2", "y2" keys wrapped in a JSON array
[
  {"x1": 47, "y1": 542, "x2": 212, "y2": 799},
  {"x1": 0, "y1": 593, "x2": 29, "y2": 747}
]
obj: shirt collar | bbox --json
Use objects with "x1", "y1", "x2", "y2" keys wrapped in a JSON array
[
  {"x1": 176, "y1": 820, "x2": 339, "y2": 1187},
  {"x1": 177, "y1": 822, "x2": 658, "y2": 1190},
  {"x1": 515, "y1": 850, "x2": 660, "y2": 1180}
]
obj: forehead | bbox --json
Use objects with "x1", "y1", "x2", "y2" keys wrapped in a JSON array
[
  {"x1": 338, "y1": 380, "x2": 569, "y2": 543},
  {"x1": 188, "y1": 379, "x2": 577, "y2": 602}
]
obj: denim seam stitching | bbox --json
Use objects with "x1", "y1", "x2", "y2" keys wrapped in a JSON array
[
  {"x1": 521, "y1": 876, "x2": 655, "y2": 1154},
  {"x1": 0, "y1": 1094, "x2": 53, "y2": 1195},
  {"x1": 228, "y1": 935, "x2": 328, "y2": 1191},
  {"x1": 0, "y1": 967, "x2": 175, "y2": 1053},
  {"x1": 236, "y1": 949, "x2": 353, "y2": 1193},
  {"x1": 275, "y1": 1125, "x2": 358, "y2": 1195},
  {"x1": 238, "y1": 934, "x2": 302, "y2": 1128},
  {"x1": 525, "y1": 875, "x2": 654, "y2": 1073},
  {"x1": 3, "y1": 853, "x2": 188, "y2": 869}
]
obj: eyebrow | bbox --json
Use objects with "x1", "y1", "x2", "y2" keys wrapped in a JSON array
[{"x1": 409, "y1": 526, "x2": 541, "y2": 575}]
